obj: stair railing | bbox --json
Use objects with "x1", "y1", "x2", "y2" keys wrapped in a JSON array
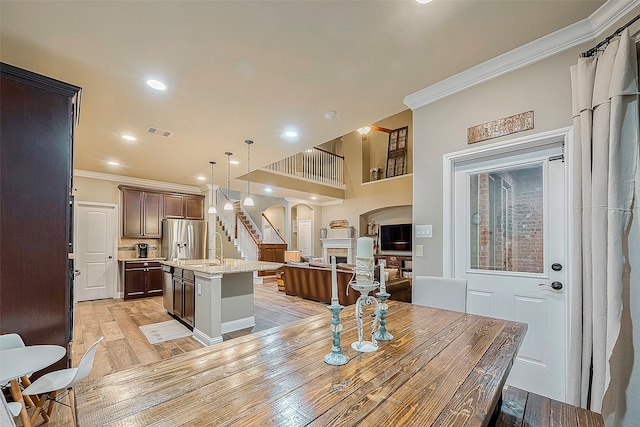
[
  {"x1": 263, "y1": 147, "x2": 344, "y2": 188},
  {"x1": 261, "y1": 213, "x2": 286, "y2": 244}
]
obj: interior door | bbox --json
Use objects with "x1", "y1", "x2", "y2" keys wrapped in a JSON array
[
  {"x1": 298, "y1": 219, "x2": 312, "y2": 257},
  {"x1": 453, "y1": 145, "x2": 567, "y2": 401},
  {"x1": 75, "y1": 202, "x2": 117, "y2": 301}
]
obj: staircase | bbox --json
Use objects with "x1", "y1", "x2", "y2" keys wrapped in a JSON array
[{"x1": 217, "y1": 202, "x2": 286, "y2": 272}]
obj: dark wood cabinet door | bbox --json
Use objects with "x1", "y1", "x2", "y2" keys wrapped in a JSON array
[
  {"x1": 146, "y1": 267, "x2": 163, "y2": 295},
  {"x1": 185, "y1": 196, "x2": 204, "y2": 220},
  {"x1": 173, "y1": 279, "x2": 184, "y2": 318},
  {"x1": 124, "y1": 268, "x2": 147, "y2": 299},
  {"x1": 122, "y1": 189, "x2": 144, "y2": 237},
  {"x1": 142, "y1": 192, "x2": 162, "y2": 238},
  {"x1": 163, "y1": 194, "x2": 185, "y2": 219},
  {"x1": 183, "y1": 282, "x2": 195, "y2": 327}
]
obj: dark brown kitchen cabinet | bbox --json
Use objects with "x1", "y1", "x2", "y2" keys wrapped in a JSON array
[
  {"x1": 124, "y1": 261, "x2": 163, "y2": 300},
  {"x1": 0, "y1": 63, "x2": 81, "y2": 375},
  {"x1": 172, "y1": 268, "x2": 195, "y2": 327},
  {"x1": 121, "y1": 188, "x2": 163, "y2": 238},
  {"x1": 163, "y1": 193, "x2": 205, "y2": 220}
]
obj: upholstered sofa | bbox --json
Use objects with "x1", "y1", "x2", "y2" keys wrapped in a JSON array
[{"x1": 282, "y1": 262, "x2": 412, "y2": 306}]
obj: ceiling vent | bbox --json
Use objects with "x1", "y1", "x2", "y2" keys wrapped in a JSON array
[{"x1": 146, "y1": 126, "x2": 173, "y2": 138}]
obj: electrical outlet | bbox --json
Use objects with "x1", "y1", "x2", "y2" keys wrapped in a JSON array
[{"x1": 416, "y1": 245, "x2": 424, "y2": 257}]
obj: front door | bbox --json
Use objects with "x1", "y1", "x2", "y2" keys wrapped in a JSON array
[
  {"x1": 453, "y1": 143, "x2": 567, "y2": 401},
  {"x1": 75, "y1": 202, "x2": 117, "y2": 301}
]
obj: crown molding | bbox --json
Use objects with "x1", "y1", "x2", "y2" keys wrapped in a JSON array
[
  {"x1": 404, "y1": 0, "x2": 639, "y2": 110},
  {"x1": 74, "y1": 169, "x2": 203, "y2": 194}
]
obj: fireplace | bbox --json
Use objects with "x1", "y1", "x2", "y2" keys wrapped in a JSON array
[{"x1": 320, "y1": 238, "x2": 356, "y2": 264}]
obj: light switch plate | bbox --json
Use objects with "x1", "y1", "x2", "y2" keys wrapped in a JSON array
[
  {"x1": 416, "y1": 245, "x2": 424, "y2": 257},
  {"x1": 416, "y1": 225, "x2": 433, "y2": 238}
]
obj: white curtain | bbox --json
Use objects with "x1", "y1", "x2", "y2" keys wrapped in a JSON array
[{"x1": 569, "y1": 28, "x2": 639, "y2": 426}]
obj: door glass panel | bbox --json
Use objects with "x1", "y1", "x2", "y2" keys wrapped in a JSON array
[{"x1": 469, "y1": 163, "x2": 543, "y2": 273}]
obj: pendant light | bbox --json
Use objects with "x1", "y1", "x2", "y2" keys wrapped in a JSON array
[
  {"x1": 208, "y1": 161, "x2": 217, "y2": 214},
  {"x1": 223, "y1": 152, "x2": 234, "y2": 211},
  {"x1": 243, "y1": 139, "x2": 255, "y2": 207}
]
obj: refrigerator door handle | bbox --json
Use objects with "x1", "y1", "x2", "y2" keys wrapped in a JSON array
[{"x1": 187, "y1": 224, "x2": 194, "y2": 259}]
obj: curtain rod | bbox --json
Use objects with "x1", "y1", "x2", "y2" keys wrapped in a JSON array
[{"x1": 580, "y1": 13, "x2": 640, "y2": 57}]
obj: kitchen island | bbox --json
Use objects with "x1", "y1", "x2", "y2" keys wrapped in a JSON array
[{"x1": 160, "y1": 259, "x2": 283, "y2": 346}]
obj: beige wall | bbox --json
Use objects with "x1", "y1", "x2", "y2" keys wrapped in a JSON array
[
  {"x1": 410, "y1": 43, "x2": 589, "y2": 277},
  {"x1": 321, "y1": 111, "x2": 413, "y2": 239},
  {"x1": 74, "y1": 175, "x2": 121, "y2": 204}
]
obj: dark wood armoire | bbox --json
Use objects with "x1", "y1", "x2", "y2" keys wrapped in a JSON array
[{"x1": 0, "y1": 63, "x2": 81, "y2": 374}]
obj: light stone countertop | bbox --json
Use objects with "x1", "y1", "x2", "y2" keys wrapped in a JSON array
[
  {"x1": 160, "y1": 259, "x2": 283, "y2": 275},
  {"x1": 117, "y1": 257, "x2": 166, "y2": 262}
]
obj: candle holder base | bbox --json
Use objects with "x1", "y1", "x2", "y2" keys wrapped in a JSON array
[
  {"x1": 373, "y1": 291, "x2": 394, "y2": 341},
  {"x1": 351, "y1": 341, "x2": 378, "y2": 353},
  {"x1": 324, "y1": 352, "x2": 349, "y2": 365},
  {"x1": 324, "y1": 303, "x2": 349, "y2": 366}
]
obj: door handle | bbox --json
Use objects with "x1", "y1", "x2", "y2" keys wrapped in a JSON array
[
  {"x1": 539, "y1": 281, "x2": 563, "y2": 290},
  {"x1": 74, "y1": 269, "x2": 81, "y2": 277}
]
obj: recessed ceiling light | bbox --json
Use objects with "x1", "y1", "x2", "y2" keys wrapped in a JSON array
[
  {"x1": 197, "y1": 176, "x2": 206, "y2": 181},
  {"x1": 108, "y1": 161, "x2": 120, "y2": 166},
  {"x1": 146, "y1": 79, "x2": 166, "y2": 90},
  {"x1": 325, "y1": 111, "x2": 337, "y2": 120},
  {"x1": 284, "y1": 131, "x2": 298, "y2": 138},
  {"x1": 122, "y1": 134, "x2": 136, "y2": 141},
  {"x1": 416, "y1": 0, "x2": 432, "y2": 3},
  {"x1": 311, "y1": 196, "x2": 317, "y2": 200},
  {"x1": 264, "y1": 187, "x2": 273, "y2": 193},
  {"x1": 230, "y1": 160, "x2": 240, "y2": 165}
]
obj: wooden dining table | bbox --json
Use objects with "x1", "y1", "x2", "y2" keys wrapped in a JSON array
[{"x1": 76, "y1": 301, "x2": 527, "y2": 426}]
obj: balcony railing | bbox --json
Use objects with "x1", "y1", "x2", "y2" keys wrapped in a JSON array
[{"x1": 263, "y1": 147, "x2": 344, "y2": 188}]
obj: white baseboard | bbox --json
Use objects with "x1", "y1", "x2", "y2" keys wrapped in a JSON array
[
  {"x1": 221, "y1": 316, "x2": 255, "y2": 334},
  {"x1": 115, "y1": 292, "x2": 123, "y2": 298},
  {"x1": 192, "y1": 328, "x2": 223, "y2": 347}
]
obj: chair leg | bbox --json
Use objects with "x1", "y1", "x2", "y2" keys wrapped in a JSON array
[
  {"x1": 46, "y1": 390, "x2": 57, "y2": 417},
  {"x1": 28, "y1": 392, "x2": 46, "y2": 426},
  {"x1": 68, "y1": 388, "x2": 77, "y2": 427},
  {"x1": 9, "y1": 380, "x2": 30, "y2": 427},
  {"x1": 20, "y1": 376, "x2": 35, "y2": 407}
]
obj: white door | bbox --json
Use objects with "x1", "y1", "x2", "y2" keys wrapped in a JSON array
[
  {"x1": 75, "y1": 202, "x2": 117, "y2": 301},
  {"x1": 453, "y1": 144, "x2": 567, "y2": 401},
  {"x1": 298, "y1": 220, "x2": 312, "y2": 257}
]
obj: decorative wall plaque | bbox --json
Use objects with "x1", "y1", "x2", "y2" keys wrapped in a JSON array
[
  {"x1": 329, "y1": 219, "x2": 349, "y2": 229},
  {"x1": 467, "y1": 111, "x2": 534, "y2": 144}
]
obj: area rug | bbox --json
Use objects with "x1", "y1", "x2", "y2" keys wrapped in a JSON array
[{"x1": 139, "y1": 320, "x2": 192, "y2": 344}]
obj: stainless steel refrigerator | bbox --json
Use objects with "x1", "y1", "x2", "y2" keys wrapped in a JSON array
[
  {"x1": 161, "y1": 219, "x2": 207, "y2": 312},
  {"x1": 161, "y1": 219, "x2": 208, "y2": 261}
]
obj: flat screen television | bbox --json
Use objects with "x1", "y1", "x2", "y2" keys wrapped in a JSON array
[{"x1": 379, "y1": 223, "x2": 412, "y2": 254}]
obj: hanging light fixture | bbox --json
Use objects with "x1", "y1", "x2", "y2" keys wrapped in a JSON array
[
  {"x1": 208, "y1": 161, "x2": 217, "y2": 214},
  {"x1": 224, "y1": 152, "x2": 234, "y2": 211},
  {"x1": 243, "y1": 140, "x2": 255, "y2": 207}
]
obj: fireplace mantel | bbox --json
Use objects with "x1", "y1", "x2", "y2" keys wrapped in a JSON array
[{"x1": 320, "y1": 238, "x2": 356, "y2": 264}]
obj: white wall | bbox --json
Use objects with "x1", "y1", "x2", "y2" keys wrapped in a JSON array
[{"x1": 410, "y1": 43, "x2": 587, "y2": 277}]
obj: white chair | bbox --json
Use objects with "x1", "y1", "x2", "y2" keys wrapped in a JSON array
[
  {"x1": 413, "y1": 276, "x2": 467, "y2": 312},
  {"x1": 0, "y1": 333, "x2": 36, "y2": 407},
  {"x1": 22, "y1": 336, "x2": 103, "y2": 427}
]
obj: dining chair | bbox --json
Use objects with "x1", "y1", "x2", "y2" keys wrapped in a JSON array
[
  {"x1": 0, "y1": 333, "x2": 36, "y2": 407},
  {"x1": 21, "y1": 336, "x2": 104, "y2": 427},
  {"x1": 413, "y1": 275, "x2": 467, "y2": 312}
]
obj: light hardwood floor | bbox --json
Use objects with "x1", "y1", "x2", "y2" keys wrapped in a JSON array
[{"x1": 12, "y1": 280, "x2": 325, "y2": 426}]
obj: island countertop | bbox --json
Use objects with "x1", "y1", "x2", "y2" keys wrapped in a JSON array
[{"x1": 160, "y1": 258, "x2": 283, "y2": 275}]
